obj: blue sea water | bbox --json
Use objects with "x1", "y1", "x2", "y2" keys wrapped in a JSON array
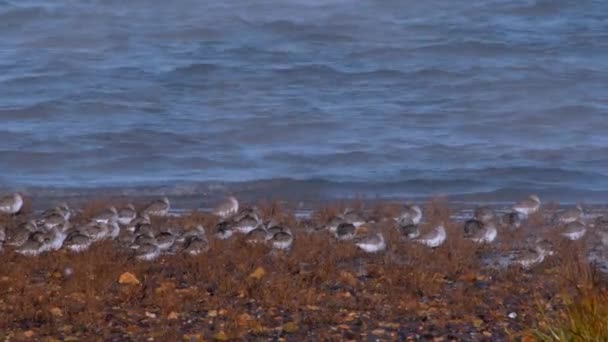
[{"x1": 1, "y1": 0, "x2": 607, "y2": 203}]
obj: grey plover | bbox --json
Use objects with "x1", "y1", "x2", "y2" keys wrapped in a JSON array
[
  {"x1": 126, "y1": 213, "x2": 151, "y2": 232},
  {"x1": 342, "y1": 209, "x2": 366, "y2": 227},
  {"x1": 117, "y1": 204, "x2": 137, "y2": 225},
  {"x1": 63, "y1": 231, "x2": 92, "y2": 252},
  {"x1": 16, "y1": 239, "x2": 43, "y2": 256},
  {"x1": 596, "y1": 228, "x2": 608, "y2": 246},
  {"x1": 135, "y1": 243, "x2": 160, "y2": 261},
  {"x1": 142, "y1": 197, "x2": 170, "y2": 217},
  {"x1": 355, "y1": 233, "x2": 386, "y2": 253},
  {"x1": 463, "y1": 219, "x2": 483, "y2": 237},
  {"x1": 512, "y1": 195, "x2": 541, "y2": 218},
  {"x1": 397, "y1": 223, "x2": 420, "y2": 239},
  {"x1": 326, "y1": 216, "x2": 345, "y2": 234},
  {"x1": 0, "y1": 193, "x2": 23, "y2": 215},
  {"x1": 106, "y1": 219, "x2": 120, "y2": 240},
  {"x1": 395, "y1": 204, "x2": 422, "y2": 226},
  {"x1": 92, "y1": 207, "x2": 118, "y2": 224},
  {"x1": 512, "y1": 239, "x2": 553, "y2": 269},
  {"x1": 212, "y1": 196, "x2": 239, "y2": 219},
  {"x1": 245, "y1": 227, "x2": 270, "y2": 244},
  {"x1": 214, "y1": 221, "x2": 235, "y2": 240},
  {"x1": 155, "y1": 231, "x2": 176, "y2": 251},
  {"x1": 334, "y1": 222, "x2": 356, "y2": 241},
  {"x1": 560, "y1": 221, "x2": 586, "y2": 241},
  {"x1": 467, "y1": 222, "x2": 497, "y2": 244},
  {"x1": 184, "y1": 236, "x2": 209, "y2": 255},
  {"x1": 502, "y1": 212, "x2": 523, "y2": 230},
  {"x1": 271, "y1": 231, "x2": 293, "y2": 250},
  {"x1": 38, "y1": 211, "x2": 66, "y2": 231},
  {"x1": 39, "y1": 227, "x2": 67, "y2": 252},
  {"x1": 474, "y1": 206, "x2": 496, "y2": 223},
  {"x1": 131, "y1": 231, "x2": 157, "y2": 249},
  {"x1": 233, "y1": 212, "x2": 261, "y2": 234},
  {"x1": 6, "y1": 220, "x2": 36, "y2": 247},
  {"x1": 415, "y1": 224, "x2": 447, "y2": 248},
  {"x1": 79, "y1": 222, "x2": 110, "y2": 242},
  {"x1": 556, "y1": 204, "x2": 584, "y2": 225}
]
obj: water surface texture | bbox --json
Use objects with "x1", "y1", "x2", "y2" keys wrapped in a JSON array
[{"x1": 1, "y1": 0, "x2": 607, "y2": 202}]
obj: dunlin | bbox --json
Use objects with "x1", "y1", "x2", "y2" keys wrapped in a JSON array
[
  {"x1": 0, "y1": 193, "x2": 23, "y2": 215},
  {"x1": 233, "y1": 212, "x2": 261, "y2": 234},
  {"x1": 56, "y1": 204, "x2": 72, "y2": 221},
  {"x1": 182, "y1": 225, "x2": 207, "y2": 240},
  {"x1": 513, "y1": 239, "x2": 553, "y2": 269},
  {"x1": 468, "y1": 222, "x2": 497, "y2": 244},
  {"x1": 133, "y1": 222, "x2": 155, "y2": 237},
  {"x1": 6, "y1": 221, "x2": 36, "y2": 247},
  {"x1": 342, "y1": 209, "x2": 366, "y2": 227},
  {"x1": 474, "y1": 206, "x2": 496, "y2": 223},
  {"x1": 0, "y1": 225, "x2": 5, "y2": 244},
  {"x1": 334, "y1": 222, "x2": 356, "y2": 241},
  {"x1": 135, "y1": 243, "x2": 160, "y2": 261},
  {"x1": 93, "y1": 207, "x2": 118, "y2": 224},
  {"x1": 560, "y1": 221, "x2": 586, "y2": 241},
  {"x1": 16, "y1": 239, "x2": 43, "y2": 256},
  {"x1": 107, "y1": 219, "x2": 120, "y2": 239},
  {"x1": 556, "y1": 204, "x2": 584, "y2": 225},
  {"x1": 142, "y1": 197, "x2": 170, "y2": 217},
  {"x1": 118, "y1": 230, "x2": 136, "y2": 246},
  {"x1": 117, "y1": 204, "x2": 137, "y2": 225},
  {"x1": 212, "y1": 196, "x2": 239, "y2": 219},
  {"x1": 397, "y1": 223, "x2": 420, "y2": 239},
  {"x1": 63, "y1": 231, "x2": 92, "y2": 252},
  {"x1": 502, "y1": 212, "x2": 523, "y2": 230},
  {"x1": 184, "y1": 236, "x2": 209, "y2": 255},
  {"x1": 214, "y1": 221, "x2": 235, "y2": 240},
  {"x1": 597, "y1": 227, "x2": 608, "y2": 246},
  {"x1": 79, "y1": 222, "x2": 109, "y2": 242},
  {"x1": 355, "y1": 233, "x2": 386, "y2": 253},
  {"x1": 395, "y1": 204, "x2": 422, "y2": 226},
  {"x1": 38, "y1": 211, "x2": 66, "y2": 231},
  {"x1": 271, "y1": 231, "x2": 293, "y2": 250},
  {"x1": 126, "y1": 213, "x2": 151, "y2": 232},
  {"x1": 40, "y1": 228, "x2": 67, "y2": 252},
  {"x1": 132, "y1": 231, "x2": 157, "y2": 249},
  {"x1": 326, "y1": 216, "x2": 345, "y2": 234},
  {"x1": 265, "y1": 220, "x2": 291, "y2": 237},
  {"x1": 415, "y1": 224, "x2": 447, "y2": 248},
  {"x1": 245, "y1": 227, "x2": 270, "y2": 244},
  {"x1": 512, "y1": 195, "x2": 541, "y2": 218},
  {"x1": 463, "y1": 219, "x2": 483, "y2": 236},
  {"x1": 155, "y1": 231, "x2": 176, "y2": 251}
]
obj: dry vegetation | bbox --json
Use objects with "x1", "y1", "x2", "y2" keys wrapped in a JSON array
[{"x1": 0, "y1": 198, "x2": 607, "y2": 340}]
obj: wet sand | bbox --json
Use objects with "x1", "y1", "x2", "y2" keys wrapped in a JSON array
[{"x1": 1, "y1": 196, "x2": 607, "y2": 340}]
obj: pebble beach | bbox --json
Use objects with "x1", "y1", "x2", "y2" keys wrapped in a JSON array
[{"x1": 1, "y1": 193, "x2": 608, "y2": 340}]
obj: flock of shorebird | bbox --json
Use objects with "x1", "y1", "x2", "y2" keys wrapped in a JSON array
[{"x1": 0, "y1": 192, "x2": 606, "y2": 269}]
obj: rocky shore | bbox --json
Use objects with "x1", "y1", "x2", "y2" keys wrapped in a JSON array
[{"x1": 1, "y1": 194, "x2": 607, "y2": 340}]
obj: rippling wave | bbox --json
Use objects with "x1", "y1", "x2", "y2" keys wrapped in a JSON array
[{"x1": 1, "y1": 0, "x2": 607, "y2": 202}]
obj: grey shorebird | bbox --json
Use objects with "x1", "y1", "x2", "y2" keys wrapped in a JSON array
[
  {"x1": 212, "y1": 196, "x2": 239, "y2": 219},
  {"x1": 0, "y1": 193, "x2": 23, "y2": 215},
  {"x1": 395, "y1": 204, "x2": 422, "y2": 226},
  {"x1": 415, "y1": 224, "x2": 446, "y2": 248},
  {"x1": 555, "y1": 204, "x2": 584, "y2": 225},
  {"x1": 560, "y1": 221, "x2": 586, "y2": 241},
  {"x1": 117, "y1": 204, "x2": 137, "y2": 225},
  {"x1": 512, "y1": 239, "x2": 553, "y2": 269},
  {"x1": 142, "y1": 197, "x2": 170, "y2": 217},
  {"x1": 355, "y1": 233, "x2": 386, "y2": 253},
  {"x1": 512, "y1": 195, "x2": 541, "y2": 218}
]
